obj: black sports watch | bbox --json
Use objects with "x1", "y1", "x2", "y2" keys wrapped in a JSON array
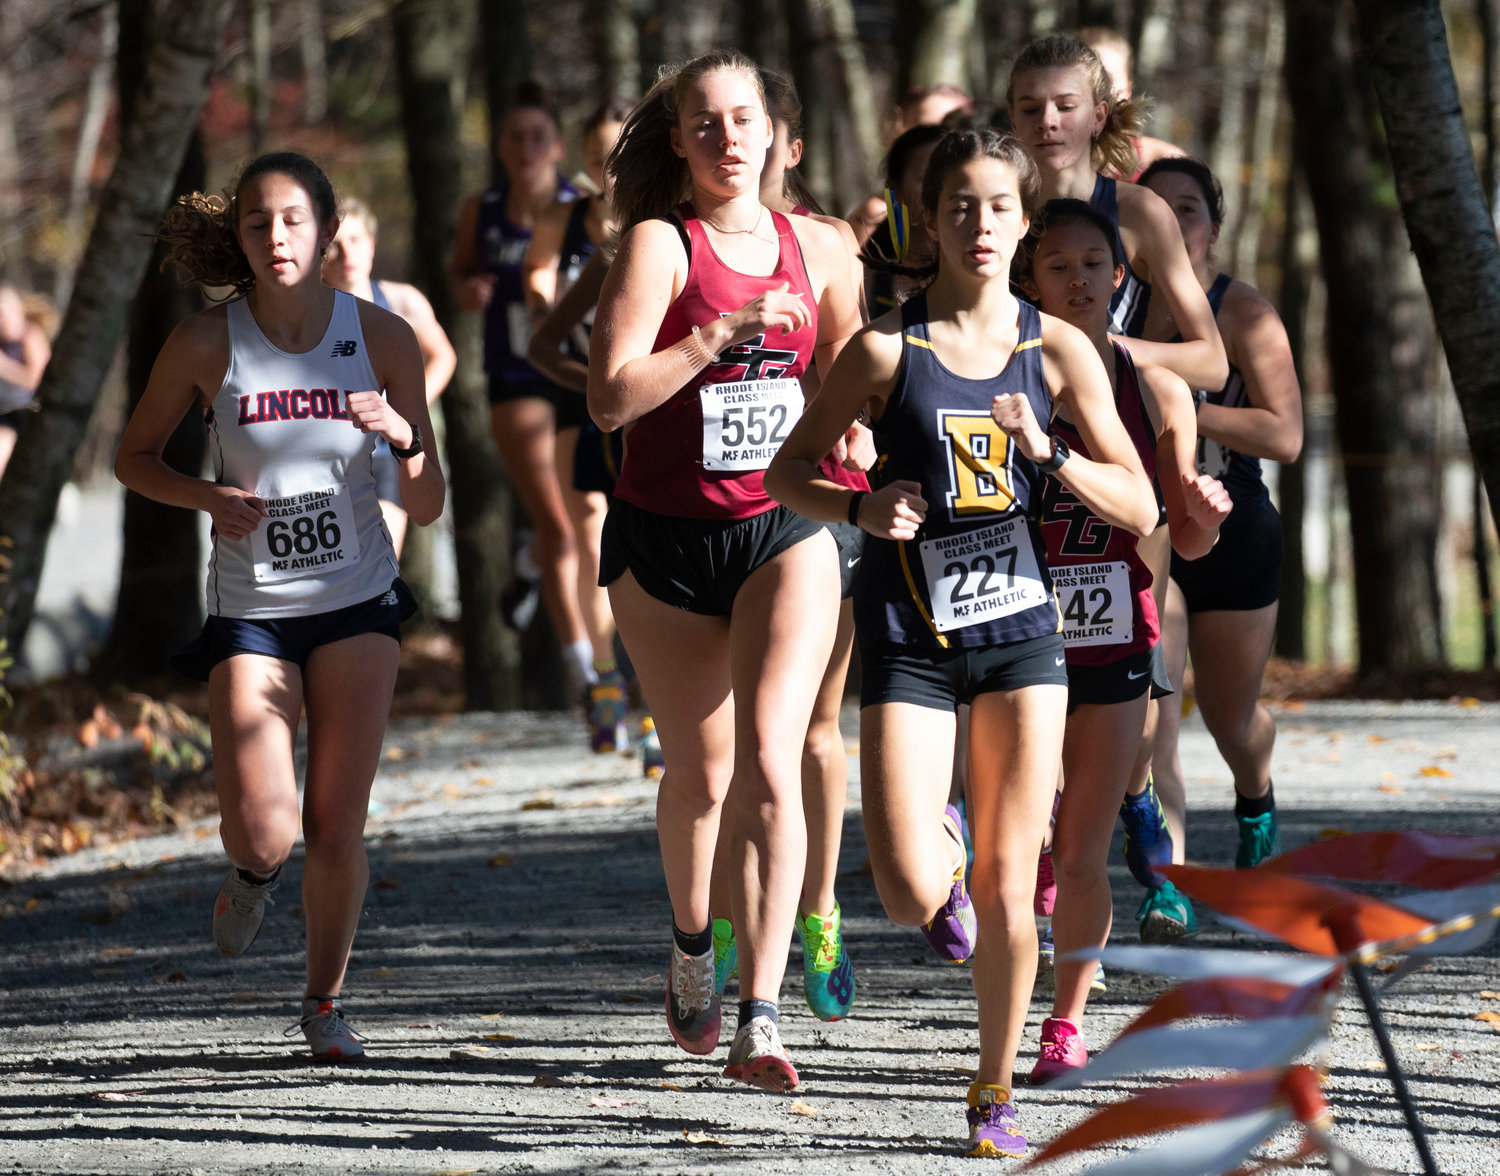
[
  {"x1": 1038, "y1": 435, "x2": 1070, "y2": 474},
  {"x1": 390, "y1": 424, "x2": 423, "y2": 461}
]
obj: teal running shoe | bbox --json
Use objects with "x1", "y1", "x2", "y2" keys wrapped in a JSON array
[{"x1": 797, "y1": 903, "x2": 855, "y2": 1021}]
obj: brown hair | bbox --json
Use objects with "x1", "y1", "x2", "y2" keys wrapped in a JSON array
[
  {"x1": 759, "y1": 67, "x2": 823, "y2": 215},
  {"x1": 1139, "y1": 155, "x2": 1224, "y2": 223},
  {"x1": 338, "y1": 196, "x2": 377, "y2": 239},
  {"x1": 862, "y1": 128, "x2": 1041, "y2": 284},
  {"x1": 155, "y1": 152, "x2": 337, "y2": 298},
  {"x1": 1006, "y1": 34, "x2": 1147, "y2": 180},
  {"x1": 584, "y1": 96, "x2": 636, "y2": 135},
  {"x1": 606, "y1": 50, "x2": 767, "y2": 231}
]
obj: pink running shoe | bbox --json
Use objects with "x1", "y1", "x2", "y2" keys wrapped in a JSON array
[{"x1": 1029, "y1": 1016, "x2": 1088, "y2": 1086}]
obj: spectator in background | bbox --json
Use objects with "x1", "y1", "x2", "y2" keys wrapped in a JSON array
[{"x1": 0, "y1": 284, "x2": 52, "y2": 483}]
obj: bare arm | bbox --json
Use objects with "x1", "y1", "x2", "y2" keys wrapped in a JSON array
[
  {"x1": 528, "y1": 250, "x2": 608, "y2": 395},
  {"x1": 1137, "y1": 359, "x2": 1231, "y2": 560},
  {"x1": 0, "y1": 323, "x2": 48, "y2": 388},
  {"x1": 587, "y1": 218, "x2": 812, "y2": 433},
  {"x1": 794, "y1": 215, "x2": 864, "y2": 377},
  {"x1": 114, "y1": 311, "x2": 267, "y2": 541},
  {"x1": 521, "y1": 198, "x2": 571, "y2": 313},
  {"x1": 383, "y1": 281, "x2": 455, "y2": 403},
  {"x1": 766, "y1": 313, "x2": 926, "y2": 539},
  {"x1": 1115, "y1": 183, "x2": 1230, "y2": 390},
  {"x1": 1199, "y1": 282, "x2": 1303, "y2": 465},
  {"x1": 352, "y1": 301, "x2": 445, "y2": 526},
  {"x1": 447, "y1": 193, "x2": 495, "y2": 312},
  {"x1": 1028, "y1": 316, "x2": 1158, "y2": 537}
]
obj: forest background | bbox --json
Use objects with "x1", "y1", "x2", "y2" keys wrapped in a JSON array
[{"x1": 2, "y1": 0, "x2": 1500, "y2": 862}]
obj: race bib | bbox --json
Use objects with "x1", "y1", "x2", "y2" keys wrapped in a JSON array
[
  {"x1": 507, "y1": 302, "x2": 534, "y2": 360},
  {"x1": 250, "y1": 484, "x2": 361, "y2": 582},
  {"x1": 918, "y1": 516, "x2": 1049, "y2": 633},
  {"x1": 1054, "y1": 561, "x2": 1133, "y2": 648},
  {"x1": 700, "y1": 378, "x2": 802, "y2": 471}
]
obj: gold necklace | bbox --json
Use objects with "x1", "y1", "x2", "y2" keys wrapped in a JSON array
[{"x1": 698, "y1": 204, "x2": 768, "y2": 238}]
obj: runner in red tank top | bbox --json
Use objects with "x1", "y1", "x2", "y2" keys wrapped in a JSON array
[
  {"x1": 1023, "y1": 198, "x2": 1229, "y2": 1083},
  {"x1": 588, "y1": 51, "x2": 862, "y2": 1091}
]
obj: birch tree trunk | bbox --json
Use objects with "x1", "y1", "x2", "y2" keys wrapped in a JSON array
[
  {"x1": 904, "y1": 0, "x2": 976, "y2": 93},
  {"x1": 54, "y1": 6, "x2": 118, "y2": 311},
  {"x1": 300, "y1": 0, "x2": 328, "y2": 126},
  {"x1": 394, "y1": 0, "x2": 520, "y2": 709},
  {"x1": 818, "y1": 0, "x2": 881, "y2": 195},
  {"x1": 597, "y1": 0, "x2": 641, "y2": 99},
  {"x1": 0, "y1": 0, "x2": 235, "y2": 663},
  {"x1": 1284, "y1": 0, "x2": 1445, "y2": 674}
]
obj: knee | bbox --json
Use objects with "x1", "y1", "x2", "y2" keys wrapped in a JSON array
[
  {"x1": 1050, "y1": 841, "x2": 1105, "y2": 897},
  {"x1": 531, "y1": 518, "x2": 578, "y2": 570},
  {"x1": 223, "y1": 806, "x2": 299, "y2": 874},
  {"x1": 659, "y1": 764, "x2": 732, "y2": 818},
  {"x1": 302, "y1": 811, "x2": 369, "y2": 869},
  {"x1": 969, "y1": 861, "x2": 1032, "y2": 936},
  {"x1": 800, "y1": 718, "x2": 843, "y2": 776},
  {"x1": 736, "y1": 744, "x2": 804, "y2": 811},
  {"x1": 873, "y1": 872, "x2": 938, "y2": 928}
]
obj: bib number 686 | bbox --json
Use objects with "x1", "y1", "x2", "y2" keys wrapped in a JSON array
[{"x1": 265, "y1": 510, "x2": 341, "y2": 558}]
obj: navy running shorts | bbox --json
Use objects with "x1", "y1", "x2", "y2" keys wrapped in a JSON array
[
  {"x1": 599, "y1": 499, "x2": 829, "y2": 617},
  {"x1": 1170, "y1": 499, "x2": 1283, "y2": 614},
  {"x1": 572, "y1": 418, "x2": 624, "y2": 495},
  {"x1": 1065, "y1": 645, "x2": 1155, "y2": 713},
  {"x1": 170, "y1": 578, "x2": 417, "y2": 682},
  {"x1": 859, "y1": 631, "x2": 1070, "y2": 712},
  {"x1": 827, "y1": 520, "x2": 866, "y2": 600}
]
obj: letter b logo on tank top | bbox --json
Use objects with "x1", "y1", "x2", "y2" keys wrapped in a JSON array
[{"x1": 937, "y1": 410, "x2": 1018, "y2": 518}]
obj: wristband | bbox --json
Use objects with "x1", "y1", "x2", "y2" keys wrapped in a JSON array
[
  {"x1": 847, "y1": 490, "x2": 867, "y2": 527},
  {"x1": 1037, "y1": 435, "x2": 1070, "y2": 474},
  {"x1": 690, "y1": 324, "x2": 719, "y2": 366},
  {"x1": 1193, "y1": 388, "x2": 1208, "y2": 413}
]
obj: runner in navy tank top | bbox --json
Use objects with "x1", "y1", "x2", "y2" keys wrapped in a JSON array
[
  {"x1": 450, "y1": 83, "x2": 601, "y2": 697},
  {"x1": 1024, "y1": 199, "x2": 1229, "y2": 1083},
  {"x1": 768, "y1": 129, "x2": 1156, "y2": 1158},
  {"x1": 1137, "y1": 156, "x2": 1303, "y2": 898},
  {"x1": 116, "y1": 153, "x2": 444, "y2": 1061},
  {"x1": 323, "y1": 197, "x2": 454, "y2": 557},
  {"x1": 1006, "y1": 33, "x2": 1228, "y2": 392},
  {"x1": 521, "y1": 99, "x2": 635, "y2": 752},
  {"x1": 589, "y1": 53, "x2": 862, "y2": 1092}
]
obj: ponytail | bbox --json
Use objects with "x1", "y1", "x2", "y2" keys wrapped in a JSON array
[{"x1": 1007, "y1": 34, "x2": 1148, "y2": 179}]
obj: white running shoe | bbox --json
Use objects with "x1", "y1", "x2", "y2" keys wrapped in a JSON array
[
  {"x1": 723, "y1": 1015, "x2": 799, "y2": 1091},
  {"x1": 212, "y1": 867, "x2": 277, "y2": 957},
  {"x1": 296, "y1": 996, "x2": 364, "y2": 1061},
  {"x1": 665, "y1": 943, "x2": 721, "y2": 1055}
]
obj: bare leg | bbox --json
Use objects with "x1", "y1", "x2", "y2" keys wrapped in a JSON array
[
  {"x1": 1187, "y1": 603, "x2": 1279, "y2": 800},
  {"x1": 800, "y1": 599, "x2": 855, "y2": 918},
  {"x1": 1126, "y1": 526, "x2": 1172, "y2": 800},
  {"x1": 490, "y1": 398, "x2": 587, "y2": 651},
  {"x1": 556, "y1": 424, "x2": 614, "y2": 664},
  {"x1": 608, "y1": 571, "x2": 733, "y2": 933},
  {"x1": 728, "y1": 531, "x2": 840, "y2": 1003},
  {"x1": 966, "y1": 684, "x2": 1068, "y2": 1090},
  {"x1": 1051, "y1": 693, "x2": 1148, "y2": 1024},
  {"x1": 1150, "y1": 577, "x2": 1192, "y2": 862},
  {"x1": 299, "y1": 632, "x2": 400, "y2": 997}
]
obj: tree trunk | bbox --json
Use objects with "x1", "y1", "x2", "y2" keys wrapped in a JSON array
[
  {"x1": 907, "y1": 0, "x2": 977, "y2": 91},
  {"x1": 1273, "y1": 164, "x2": 1310, "y2": 660},
  {"x1": 784, "y1": 0, "x2": 832, "y2": 206},
  {"x1": 94, "y1": 0, "x2": 209, "y2": 686},
  {"x1": 1475, "y1": 0, "x2": 1498, "y2": 667},
  {"x1": 53, "y1": 5, "x2": 118, "y2": 311},
  {"x1": 300, "y1": 0, "x2": 328, "y2": 126},
  {"x1": 597, "y1": 0, "x2": 641, "y2": 99},
  {"x1": 1230, "y1": 3, "x2": 1284, "y2": 283},
  {"x1": 1284, "y1": 0, "x2": 1445, "y2": 674},
  {"x1": 247, "y1": 0, "x2": 271, "y2": 153},
  {"x1": 817, "y1": 0, "x2": 881, "y2": 199},
  {"x1": 479, "y1": 0, "x2": 530, "y2": 187},
  {"x1": 0, "y1": 0, "x2": 235, "y2": 663},
  {"x1": 0, "y1": 4, "x2": 25, "y2": 281},
  {"x1": 393, "y1": 0, "x2": 520, "y2": 709}
]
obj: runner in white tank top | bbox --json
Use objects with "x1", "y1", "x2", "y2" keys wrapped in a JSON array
[{"x1": 115, "y1": 152, "x2": 444, "y2": 1062}]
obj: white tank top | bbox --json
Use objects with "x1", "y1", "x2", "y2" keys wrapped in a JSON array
[{"x1": 205, "y1": 290, "x2": 398, "y2": 619}]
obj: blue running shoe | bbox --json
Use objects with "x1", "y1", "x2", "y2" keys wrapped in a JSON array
[
  {"x1": 798, "y1": 903, "x2": 855, "y2": 1021},
  {"x1": 1120, "y1": 775, "x2": 1173, "y2": 890}
]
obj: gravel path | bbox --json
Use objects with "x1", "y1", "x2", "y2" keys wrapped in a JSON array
[{"x1": 2, "y1": 700, "x2": 1497, "y2": 1174}]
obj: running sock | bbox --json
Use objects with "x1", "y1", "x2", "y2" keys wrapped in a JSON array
[
  {"x1": 673, "y1": 922, "x2": 713, "y2": 957},
  {"x1": 237, "y1": 865, "x2": 280, "y2": 886},
  {"x1": 1121, "y1": 788, "x2": 1154, "y2": 813},
  {"x1": 1234, "y1": 782, "x2": 1276, "y2": 819},
  {"x1": 593, "y1": 657, "x2": 618, "y2": 677},
  {"x1": 738, "y1": 998, "x2": 779, "y2": 1031},
  {"x1": 567, "y1": 640, "x2": 597, "y2": 687}
]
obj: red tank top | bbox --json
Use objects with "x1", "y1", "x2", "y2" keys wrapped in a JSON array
[
  {"x1": 613, "y1": 206, "x2": 819, "y2": 520},
  {"x1": 1038, "y1": 342, "x2": 1160, "y2": 666}
]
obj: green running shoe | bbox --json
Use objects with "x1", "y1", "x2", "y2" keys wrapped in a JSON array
[
  {"x1": 797, "y1": 903, "x2": 855, "y2": 1021},
  {"x1": 1137, "y1": 879, "x2": 1197, "y2": 943},
  {"x1": 1236, "y1": 808, "x2": 1281, "y2": 868},
  {"x1": 712, "y1": 916, "x2": 737, "y2": 998}
]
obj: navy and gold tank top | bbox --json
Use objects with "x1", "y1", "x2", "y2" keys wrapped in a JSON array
[
  {"x1": 1091, "y1": 175, "x2": 1149, "y2": 338},
  {"x1": 855, "y1": 292, "x2": 1061, "y2": 654}
]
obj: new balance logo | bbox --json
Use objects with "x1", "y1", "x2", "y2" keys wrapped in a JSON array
[
  {"x1": 331, "y1": 340, "x2": 358, "y2": 357},
  {"x1": 379, "y1": 590, "x2": 399, "y2": 606}
]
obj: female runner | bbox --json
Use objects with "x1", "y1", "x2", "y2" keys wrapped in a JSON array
[
  {"x1": 114, "y1": 152, "x2": 444, "y2": 1059},
  {"x1": 1137, "y1": 155, "x2": 1303, "y2": 884},
  {"x1": 1006, "y1": 33, "x2": 1226, "y2": 389},
  {"x1": 521, "y1": 99, "x2": 633, "y2": 750},
  {"x1": 322, "y1": 197, "x2": 454, "y2": 557},
  {"x1": 1024, "y1": 198, "x2": 1229, "y2": 1082},
  {"x1": 766, "y1": 128, "x2": 1156, "y2": 1156},
  {"x1": 449, "y1": 83, "x2": 596, "y2": 691},
  {"x1": 588, "y1": 51, "x2": 862, "y2": 1090}
]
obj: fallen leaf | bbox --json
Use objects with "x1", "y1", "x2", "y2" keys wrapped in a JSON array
[
  {"x1": 682, "y1": 1130, "x2": 727, "y2": 1146},
  {"x1": 385, "y1": 747, "x2": 407, "y2": 761},
  {"x1": 482, "y1": 1033, "x2": 516, "y2": 1041},
  {"x1": 521, "y1": 793, "x2": 558, "y2": 811},
  {"x1": 458, "y1": 759, "x2": 482, "y2": 770},
  {"x1": 1319, "y1": 828, "x2": 1353, "y2": 840},
  {"x1": 533, "y1": 1074, "x2": 564, "y2": 1088},
  {"x1": 1367, "y1": 735, "x2": 1387, "y2": 744},
  {"x1": 1419, "y1": 765, "x2": 1453, "y2": 778},
  {"x1": 478, "y1": 1012, "x2": 505, "y2": 1021},
  {"x1": 1378, "y1": 785, "x2": 1403, "y2": 795},
  {"x1": 473, "y1": 777, "x2": 495, "y2": 788},
  {"x1": 617, "y1": 993, "x2": 646, "y2": 1004},
  {"x1": 442, "y1": 784, "x2": 464, "y2": 799},
  {"x1": 1479, "y1": 991, "x2": 1500, "y2": 1001},
  {"x1": 100, "y1": 946, "x2": 135, "y2": 958},
  {"x1": 1461, "y1": 696, "x2": 1481, "y2": 708},
  {"x1": 1411, "y1": 1043, "x2": 1441, "y2": 1051},
  {"x1": 1281, "y1": 700, "x2": 1306, "y2": 713},
  {"x1": 589, "y1": 1096, "x2": 635, "y2": 1108},
  {"x1": 431, "y1": 1169, "x2": 479, "y2": 1175},
  {"x1": 1474, "y1": 1010, "x2": 1500, "y2": 1030},
  {"x1": 166, "y1": 971, "x2": 187, "y2": 983},
  {"x1": 488, "y1": 853, "x2": 512, "y2": 867},
  {"x1": 375, "y1": 877, "x2": 400, "y2": 890},
  {"x1": 367, "y1": 967, "x2": 396, "y2": 978},
  {"x1": 92, "y1": 1091, "x2": 132, "y2": 1101},
  {"x1": 660, "y1": 1083, "x2": 684, "y2": 1091},
  {"x1": 788, "y1": 1100, "x2": 819, "y2": 1116},
  {"x1": 1380, "y1": 772, "x2": 1398, "y2": 782},
  {"x1": 406, "y1": 1021, "x2": 444, "y2": 1029}
]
